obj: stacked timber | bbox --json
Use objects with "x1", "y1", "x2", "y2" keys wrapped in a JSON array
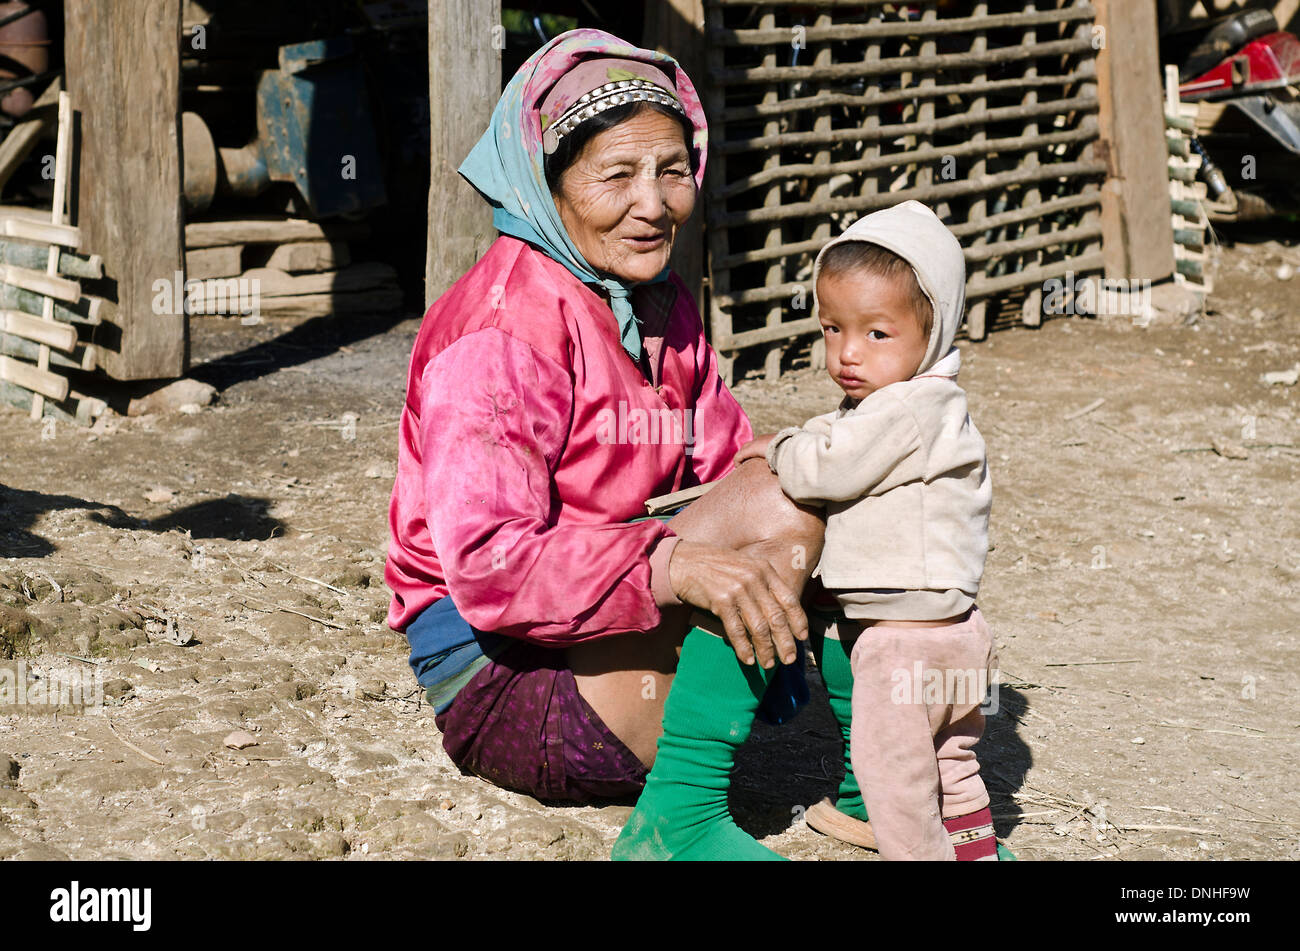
[
  {"x1": 184, "y1": 217, "x2": 401, "y2": 318},
  {"x1": 0, "y1": 91, "x2": 107, "y2": 426},
  {"x1": 1163, "y1": 66, "x2": 1212, "y2": 297}
]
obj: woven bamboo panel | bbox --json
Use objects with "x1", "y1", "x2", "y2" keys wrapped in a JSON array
[{"x1": 702, "y1": 0, "x2": 1107, "y2": 381}]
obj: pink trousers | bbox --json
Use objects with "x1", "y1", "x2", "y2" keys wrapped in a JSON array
[{"x1": 844, "y1": 606, "x2": 997, "y2": 861}]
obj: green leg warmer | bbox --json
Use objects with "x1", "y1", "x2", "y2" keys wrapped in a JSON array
[{"x1": 612, "y1": 625, "x2": 784, "y2": 861}]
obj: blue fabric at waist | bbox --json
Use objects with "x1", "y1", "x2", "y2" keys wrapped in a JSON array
[
  {"x1": 404, "y1": 595, "x2": 509, "y2": 714},
  {"x1": 406, "y1": 510, "x2": 683, "y2": 714}
]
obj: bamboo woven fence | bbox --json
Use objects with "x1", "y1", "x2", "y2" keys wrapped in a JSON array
[{"x1": 701, "y1": 0, "x2": 1108, "y2": 381}]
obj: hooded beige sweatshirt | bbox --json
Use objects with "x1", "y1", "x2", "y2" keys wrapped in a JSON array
[{"x1": 765, "y1": 201, "x2": 991, "y2": 621}]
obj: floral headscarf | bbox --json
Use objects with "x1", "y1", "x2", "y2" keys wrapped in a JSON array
[{"x1": 458, "y1": 29, "x2": 709, "y2": 362}]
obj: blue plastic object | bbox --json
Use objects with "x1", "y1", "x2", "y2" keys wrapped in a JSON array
[{"x1": 756, "y1": 638, "x2": 811, "y2": 726}]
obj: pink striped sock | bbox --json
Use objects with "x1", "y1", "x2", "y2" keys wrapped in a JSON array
[{"x1": 943, "y1": 806, "x2": 997, "y2": 861}]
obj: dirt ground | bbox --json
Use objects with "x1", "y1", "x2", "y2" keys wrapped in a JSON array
[{"x1": 1, "y1": 237, "x2": 1297, "y2": 861}]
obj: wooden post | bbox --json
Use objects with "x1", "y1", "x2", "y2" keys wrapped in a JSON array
[
  {"x1": 702, "y1": 4, "x2": 735, "y2": 384},
  {"x1": 965, "y1": 5, "x2": 990, "y2": 340},
  {"x1": 644, "y1": 0, "x2": 707, "y2": 310},
  {"x1": 759, "y1": 9, "x2": 783, "y2": 382},
  {"x1": 30, "y1": 91, "x2": 73, "y2": 419},
  {"x1": 1094, "y1": 0, "x2": 1175, "y2": 282},
  {"x1": 426, "y1": 0, "x2": 501, "y2": 307},
  {"x1": 65, "y1": 0, "x2": 185, "y2": 381},
  {"x1": 1018, "y1": 1, "x2": 1042, "y2": 328}
]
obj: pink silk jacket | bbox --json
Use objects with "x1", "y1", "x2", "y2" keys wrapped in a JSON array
[{"x1": 385, "y1": 236, "x2": 752, "y2": 645}]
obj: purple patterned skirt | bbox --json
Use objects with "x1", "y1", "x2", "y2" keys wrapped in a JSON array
[{"x1": 433, "y1": 639, "x2": 648, "y2": 803}]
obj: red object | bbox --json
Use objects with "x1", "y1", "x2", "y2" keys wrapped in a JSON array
[
  {"x1": 1179, "y1": 31, "x2": 1300, "y2": 100},
  {"x1": 0, "y1": 1, "x2": 49, "y2": 119}
]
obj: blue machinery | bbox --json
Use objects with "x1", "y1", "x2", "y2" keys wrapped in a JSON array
[{"x1": 183, "y1": 37, "x2": 387, "y2": 219}]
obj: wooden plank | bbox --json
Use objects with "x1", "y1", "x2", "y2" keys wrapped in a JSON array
[
  {"x1": 718, "y1": 227, "x2": 1105, "y2": 308},
  {"x1": 1093, "y1": 0, "x2": 1174, "y2": 281},
  {"x1": 0, "y1": 264, "x2": 80, "y2": 303},
  {"x1": 0, "y1": 217, "x2": 80, "y2": 248},
  {"x1": 239, "y1": 263, "x2": 397, "y2": 297},
  {"x1": 721, "y1": 66, "x2": 1095, "y2": 122},
  {"x1": 643, "y1": 0, "x2": 707, "y2": 308},
  {"x1": 66, "y1": 0, "x2": 185, "y2": 380},
  {"x1": 185, "y1": 218, "x2": 367, "y2": 249},
  {"x1": 713, "y1": 36, "x2": 1093, "y2": 85},
  {"x1": 0, "y1": 241, "x2": 102, "y2": 279},
  {"x1": 0, "y1": 335, "x2": 94, "y2": 371},
  {"x1": 426, "y1": 0, "x2": 500, "y2": 306},
  {"x1": 185, "y1": 245, "x2": 243, "y2": 280},
  {"x1": 0, "y1": 380, "x2": 102, "y2": 426},
  {"x1": 188, "y1": 288, "x2": 402, "y2": 318},
  {"x1": 0, "y1": 77, "x2": 61, "y2": 196},
  {"x1": 712, "y1": 5, "x2": 1094, "y2": 44},
  {"x1": 718, "y1": 125, "x2": 1096, "y2": 200},
  {"x1": 1, "y1": 310, "x2": 77, "y2": 352},
  {"x1": 0, "y1": 284, "x2": 101, "y2": 325},
  {"x1": 719, "y1": 93, "x2": 1098, "y2": 154},
  {"x1": 711, "y1": 159, "x2": 1108, "y2": 227},
  {"x1": 0, "y1": 355, "x2": 69, "y2": 401},
  {"x1": 263, "y1": 240, "x2": 349, "y2": 273}
]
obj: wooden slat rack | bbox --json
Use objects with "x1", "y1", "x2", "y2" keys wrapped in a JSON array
[{"x1": 702, "y1": 0, "x2": 1108, "y2": 382}]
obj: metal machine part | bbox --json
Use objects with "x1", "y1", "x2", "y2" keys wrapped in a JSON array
[
  {"x1": 1227, "y1": 94, "x2": 1300, "y2": 154},
  {"x1": 182, "y1": 36, "x2": 387, "y2": 218}
]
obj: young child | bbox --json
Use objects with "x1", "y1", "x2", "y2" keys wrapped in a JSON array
[{"x1": 736, "y1": 200, "x2": 998, "y2": 860}]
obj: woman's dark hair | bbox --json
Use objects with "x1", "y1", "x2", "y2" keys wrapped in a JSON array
[{"x1": 544, "y1": 100, "x2": 699, "y2": 192}]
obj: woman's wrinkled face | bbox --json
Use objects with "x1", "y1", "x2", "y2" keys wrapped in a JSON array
[{"x1": 552, "y1": 109, "x2": 696, "y2": 285}]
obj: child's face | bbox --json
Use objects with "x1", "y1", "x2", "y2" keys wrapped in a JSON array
[{"x1": 816, "y1": 268, "x2": 931, "y2": 401}]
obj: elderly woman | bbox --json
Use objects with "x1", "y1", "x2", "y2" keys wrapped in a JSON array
[{"x1": 385, "y1": 29, "x2": 847, "y2": 860}]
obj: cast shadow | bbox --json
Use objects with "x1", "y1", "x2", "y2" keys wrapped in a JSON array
[
  {"x1": 0, "y1": 483, "x2": 286, "y2": 558},
  {"x1": 731, "y1": 674, "x2": 1034, "y2": 848},
  {"x1": 0, "y1": 485, "x2": 127, "y2": 559},
  {"x1": 189, "y1": 309, "x2": 412, "y2": 393}
]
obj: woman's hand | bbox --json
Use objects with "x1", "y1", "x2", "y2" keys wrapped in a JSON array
[
  {"x1": 733, "y1": 433, "x2": 777, "y2": 468},
  {"x1": 666, "y1": 539, "x2": 807, "y2": 669}
]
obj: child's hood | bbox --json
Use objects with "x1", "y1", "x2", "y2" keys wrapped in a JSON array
[{"x1": 811, "y1": 200, "x2": 966, "y2": 376}]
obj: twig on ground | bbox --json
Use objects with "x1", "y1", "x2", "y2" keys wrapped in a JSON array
[
  {"x1": 54, "y1": 652, "x2": 100, "y2": 666},
  {"x1": 1155, "y1": 720, "x2": 1281, "y2": 738},
  {"x1": 1115, "y1": 823, "x2": 1220, "y2": 836},
  {"x1": 222, "y1": 552, "x2": 268, "y2": 587},
  {"x1": 1137, "y1": 804, "x2": 1298, "y2": 826},
  {"x1": 107, "y1": 721, "x2": 166, "y2": 766},
  {"x1": 1210, "y1": 792, "x2": 1295, "y2": 825},
  {"x1": 267, "y1": 561, "x2": 346, "y2": 595},
  {"x1": 1063, "y1": 397, "x2": 1105, "y2": 421},
  {"x1": 239, "y1": 598, "x2": 348, "y2": 631},
  {"x1": 1044, "y1": 659, "x2": 1140, "y2": 667}
]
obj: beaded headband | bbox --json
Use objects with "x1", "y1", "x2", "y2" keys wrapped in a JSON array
[{"x1": 541, "y1": 74, "x2": 685, "y2": 154}]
